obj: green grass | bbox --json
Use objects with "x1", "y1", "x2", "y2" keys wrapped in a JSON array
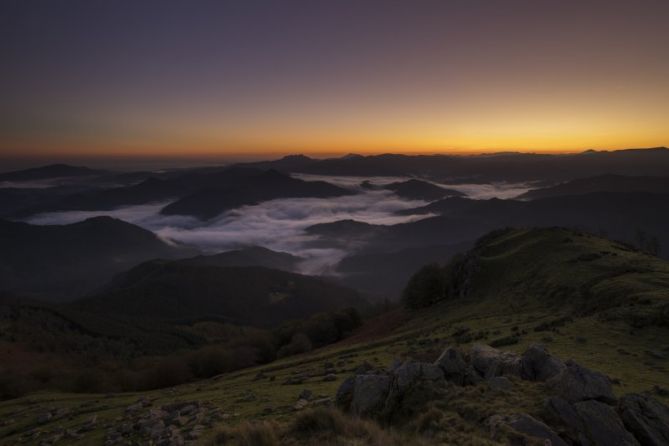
[{"x1": 1, "y1": 228, "x2": 668, "y2": 445}]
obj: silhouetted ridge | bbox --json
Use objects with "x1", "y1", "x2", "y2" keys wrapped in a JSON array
[{"x1": 0, "y1": 164, "x2": 106, "y2": 182}]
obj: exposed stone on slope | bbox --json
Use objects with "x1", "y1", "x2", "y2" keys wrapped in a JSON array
[
  {"x1": 487, "y1": 376, "x2": 513, "y2": 392},
  {"x1": 487, "y1": 413, "x2": 568, "y2": 446},
  {"x1": 573, "y1": 400, "x2": 639, "y2": 446},
  {"x1": 335, "y1": 342, "x2": 669, "y2": 445},
  {"x1": 393, "y1": 361, "x2": 445, "y2": 393},
  {"x1": 619, "y1": 393, "x2": 669, "y2": 446},
  {"x1": 470, "y1": 343, "x2": 521, "y2": 378},
  {"x1": 434, "y1": 346, "x2": 481, "y2": 385},
  {"x1": 335, "y1": 376, "x2": 355, "y2": 408},
  {"x1": 547, "y1": 360, "x2": 616, "y2": 404},
  {"x1": 350, "y1": 374, "x2": 392, "y2": 417},
  {"x1": 544, "y1": 396, "x2": 591, "y2": 444},
  {"x1": 520, "y1": 344, "x2": 566, "y2": 381}
]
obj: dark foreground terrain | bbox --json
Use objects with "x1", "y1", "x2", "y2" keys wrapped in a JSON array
[{"x1": 1, "y1": 228, "x2": 668, "y2": 445}]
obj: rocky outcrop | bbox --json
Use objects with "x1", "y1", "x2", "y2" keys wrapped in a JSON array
[
  {"x1": 572, "y1": 400, "x2": 639, "y2": 446},
  {"x1": 434, "y1": 346, "x2": 481, "y2": 385},
  {"x1": 520, "y1": 343, "x2": 566, "y2": 381},
  {"x1": 338, "y1": 360, "x2": 446, "y2": 419},
  {"x1": 546, "y1": 360, "x2": 616, "y2": 404},
  {"x1": 350, "y1": 374, "x2": 392, "y2": 416},
  {"x1": 487, "y1": 413, "x2": 568, "y2": 446},
  {"x1": 103, "y1": 399, "x2": 223, "y2": 445},
  {"x1": 470, "y1": 343, "x2": 522, "y2": 378},
  {"x1": 335, "y1": 342, "x2": 669, "y2": 446},
  {"x1": 619, "y1": 394, "x2": 669, "y2": 446}
]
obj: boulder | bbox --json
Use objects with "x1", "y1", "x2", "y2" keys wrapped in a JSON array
[
  {"x1": 618, "y1": 394, "x2": 669, "y2": 446},
  {"x1": 350, "y1": 374, "x2": 392, "y2": 417},
  {"x1": 383, "y1": 361, "x2": 447, "y2": 419},
  {"x1": 573, "y1": 400, "x2": 639, "y2": 446},
  {"x1": 298, "y1": 389, "x2": 313, "y2": 401},
  {"x1": 335, "y1": 376, "x2": 355, "y2": 409},
  {"x1": 488, "y1": 376, "x2": 513, "y2": 392},
  {"x1": 520, "y1": 344, "x2": 566, "y2": 381},
  {"x1": 547, "y1": 360, "x2": 616, "y2": 403},
  {"x1": 487, "y1": 413, "x2": 568, "y2": 446},
  {"x1": 294, "y1": 399, "x2": 309, "y2": 411},
  {"x1": 470, "y1": 343, "x2": 521, "y2": 378},
  {"x1": 394, "y1": 361, "x2": 444, "y2": 393},
  {"x1": 434, "y1": 346, "x2": 481, "y2": 385},
  {"x1": 545, "y1": 397, "x2": 590, "y2": 444}
]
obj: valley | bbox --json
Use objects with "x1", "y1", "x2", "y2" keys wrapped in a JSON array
[{"x1": 1, "y1": 151, "x2": 669, "y2": 445}]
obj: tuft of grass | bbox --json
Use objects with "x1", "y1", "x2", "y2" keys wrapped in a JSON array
[{"x1": 208, "y1": 421, "x2": 280, "y2": 446}]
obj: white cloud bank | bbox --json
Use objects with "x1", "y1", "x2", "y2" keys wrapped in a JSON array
[{"x1": 23, "y1": 175, "x2": 531, "y2": 274}]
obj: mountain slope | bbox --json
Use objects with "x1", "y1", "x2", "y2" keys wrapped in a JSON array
[
  {"x1": 20, "y1": 166, "x2": 264, "y2": 215},
  {"x1": 79, "y1": 262, "x2": 363, "y2": 326},
  {"x1": 0, "y1": 217, "x2": 194, "y2": 300},
  {"x1": 1, "y1": 227, "x2": 668, "y2": 445},
  {"x1": 178, "y1": 246, "x2": 302, "y2": 271},
  {"x1": 283, "y1": 147, "x2": 669, "y2": 182},
  {"x1": 161, "y1": 169, "x2": 354, "y2": 219},
  {"x1": 405, "y1": 227, "x2": 669, "y2": 327},
  {"x1": 388, "y1": 192, "x2": 669, "y2": 257},
  {"x1": 0, "y1": 164, "x2": 106, "y2": 182},
  {"x1": 519, "y1": 174, "x2": 669, "y2": 200},
  {"x1": 383, "y1": 179, "x2": 464, "y2": 201}
]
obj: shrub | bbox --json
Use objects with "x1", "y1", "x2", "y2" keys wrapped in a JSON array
[
  {"x1": 210, "y1": 421, "x2": 279, "y2": 446},
  {"x1": 72, "y1": 368, "x2": 108, "y2": 393},
  {"x1": 139, "y1": 357, "x2": 193, "y2": 390},
  {"x1": 291, "y1": 407, "x2": 347, "y2": 435},
  {"x1": 402, "y1": 263, "x2": 449, "y2": 309},
  {"x1": 277, "y1": 333, "x2": 313, "y2": 358},
  {"x1": 0, "y1": 370, "x2": 36, "y2": 400},
  {"x1": 289, "y1": 408, "x2": 403, "y2": 445}
]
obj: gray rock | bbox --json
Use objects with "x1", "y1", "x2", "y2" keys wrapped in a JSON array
[
  {"x1": 545, "y1": 396, "x2": 590, "y2": 444},
  {"x1": 520, "y1": 344, "x2": 566, "y2": 381},
  {"x1": 470, "y1": 343, "x2": 521, "y2": 378},
  {"x1": 394, "y1": 361, "x2": 444, "y2": 393},
  {"x1": 298, "y1": 389, "x2": 313, "y2": 401},
  {"x1": 335, "y1": 376, "x2": 355, "y2": 409},
  {"x1": 283, "y1": 376, "x2": 305, "y2": 385},
  {"x1": 487, "y1": 413, "x2": 568, "y2": 446},
  {"x1": 323, "y1": 373, "x2": 337, "y2": 382},
  {"x1": 618, "y1": 393, "x2": 669, "y2": 446},
  {"x1": 573, "y1": 400, "x2": 639, "y2": 446},
  {"x1": 350, "y1": 374, "x2": 392, "y2": 416},
  {"x1": 294, "y1": 399, "x2": 309, "y2": 410},
  {"x1": 125, "y1": 402, "x2": 143, "y2": 413},
  {"x1": 488, "y1": 376, "x2": 513, "y2": 392},
  {"x1": 312, "y1": 397, "x2": 333, "y2": 407},
  {"x1": 36, "y1": 412, "x2": 53, "y2": 424},
  {"x1": 434, "y1": 346, "x2": 480, "y2": 385},
  {"x1": 547, "y1": 360, "x2": 616, "y2": 403}
]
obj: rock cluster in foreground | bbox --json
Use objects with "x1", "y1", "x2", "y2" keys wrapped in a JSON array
[{"x1": 336, "y1": 343, "x2": 669, "y2": 445}]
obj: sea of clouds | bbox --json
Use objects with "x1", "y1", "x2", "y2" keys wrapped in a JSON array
[{"x1": 24, "y1": 175, "x2": 532, "y2": 274}]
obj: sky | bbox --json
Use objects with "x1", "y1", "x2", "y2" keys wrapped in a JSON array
[{"x1": 1, "y1": 0, "x2": 668, "y2": 160}]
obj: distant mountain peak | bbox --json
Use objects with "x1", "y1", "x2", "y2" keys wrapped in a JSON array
[
  {"x1": 0, "y1": 163, "x2": 106, "y2": 182},
  {"x1": 279, "y1": 154, "x2": 312, "y2": 161}
]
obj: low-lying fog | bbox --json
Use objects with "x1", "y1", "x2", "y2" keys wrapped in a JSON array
[{"x1": 24, "y1": 175, "x2": 533, "y2": 274}]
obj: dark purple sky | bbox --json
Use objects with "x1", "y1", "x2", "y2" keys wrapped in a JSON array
[{"x1": 2, "y1": 0, "x2": 668, "y2": 159}]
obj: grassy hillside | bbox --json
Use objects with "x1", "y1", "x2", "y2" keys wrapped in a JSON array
[
  {"x1": 0, "y1": 217, "x2": 195, "y2": 301},
  {"x1": 80, "y1": 263, "x2": 363, "y2": 326},
  {"x1": 457, "y1": 227, "x2": 669, "y2": 326},
  {"x1": 1, "y1": 228, "x2": 667, "y2": 445}
]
